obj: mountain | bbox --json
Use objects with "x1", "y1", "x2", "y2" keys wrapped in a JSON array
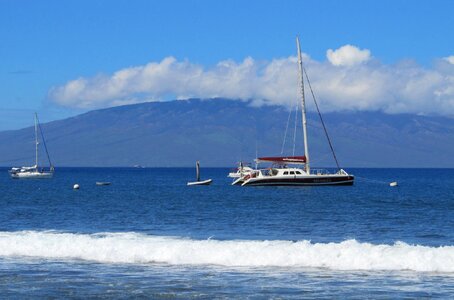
[{"x1": 0, "y1": 98, "x2": 453, "y2": 167}]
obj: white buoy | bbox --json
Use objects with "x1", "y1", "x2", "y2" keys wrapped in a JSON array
[
  {"x1": 73, "y1": 184, "x2": 80, "y2": 189},
  {"x1": 389, "y1": 181, "x2": 398, "y2": 187}
]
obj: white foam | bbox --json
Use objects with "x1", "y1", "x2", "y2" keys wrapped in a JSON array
[{"x1": 1, "y1": 231, "x2": 454, "y2": 272}]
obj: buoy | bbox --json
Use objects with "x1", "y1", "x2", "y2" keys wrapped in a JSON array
[
  {"x1": 73, "y1": 184, "x2": 80, "y2": 189},
  {"x1": 389, "y1": 181, "x2": 398, "y2": 187}
]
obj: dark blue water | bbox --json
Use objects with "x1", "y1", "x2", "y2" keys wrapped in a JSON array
[{"x1": 1, "y1": 168, "x2": 454, "y2": 298}]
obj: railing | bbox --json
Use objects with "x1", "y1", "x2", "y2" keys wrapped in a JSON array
[
  {"x1": 310, "y1": 168, "x2": 348, "y2": 175},
  {"x1": 310, "y1": 169, "x2": 330, "y2": 175}
]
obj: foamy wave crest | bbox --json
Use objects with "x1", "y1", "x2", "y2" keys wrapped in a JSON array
[{"x1": 1, "y1": 231, "x2": 454, "y2": 272}]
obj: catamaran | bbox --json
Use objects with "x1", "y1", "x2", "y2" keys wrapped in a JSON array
[
  {"x1": 9, "y1": 113, "x2": 54, "y2": 179},
  {"x1": 234, "y1": 37, "x2": 354, "y2": 186}
]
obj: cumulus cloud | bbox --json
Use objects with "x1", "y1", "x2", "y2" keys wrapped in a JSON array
[
  {"x1": 445, "y1": 56, "x2": 454, "y2": 65},
  {"x1": 49, "y1": 45, "x2": 454, "y2": 116},
  {"x1": 326, "y1": 45, "x2": 371, "y2": 66}
]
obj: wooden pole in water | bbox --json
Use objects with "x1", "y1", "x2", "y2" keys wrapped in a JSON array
[{"x1": 196, "y1": 161, "x2": 200, "y2": 182}]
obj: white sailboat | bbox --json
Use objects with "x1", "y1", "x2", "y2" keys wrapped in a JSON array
[
  {"x1": 9, "y1": 113, "x2": 54, "y2": 179},
  {"x1": 235, "y1": 37, "x2": 354, "y2": 186},
  {"x1": 187, "y1": 161, "x2": 212, "y2": 186}
]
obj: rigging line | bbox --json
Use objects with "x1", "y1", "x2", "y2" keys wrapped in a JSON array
[
  {"x1": 280, "y1": 104, "x2": 294, "y2": 155},
  {"x1": 292, "y1": 98, "x2": 299, "y2": 156},
  {"x1": 255, "y1": 141, "x2": 259, "y2": 169},
  {"x1": 303, "y1": 67, "x2": 341, "y2": 170},
  {"x1": 36, "y1": 115, "x2": 53, "y2": 169}
]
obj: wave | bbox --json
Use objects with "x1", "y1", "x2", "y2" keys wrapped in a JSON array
[{"x1": 1, "y1": 231, "x2": 454, "y2": 272}]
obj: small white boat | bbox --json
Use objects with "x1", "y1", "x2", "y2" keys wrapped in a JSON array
[
  {"x1": 96, "y1": 182, "x2": 111, "y2": 186},
  {"x1": 187, "y1": 161, "x2": 212, "y2": 186},
  {"x1": 9, "y1": 113, "x2": 54, "y2": 179}
]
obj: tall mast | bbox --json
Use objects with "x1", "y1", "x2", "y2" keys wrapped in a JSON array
[
  {"x1": 296, "y1": 36, "x2": 310, "y2": 173},
  {"x1": 34, "y1": 112, "x2": 39, "y2": 168}
]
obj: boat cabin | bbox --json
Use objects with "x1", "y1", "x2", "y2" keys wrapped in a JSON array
[{"x1": 254, "y1": 167, "x2": 308, "y2": 178}]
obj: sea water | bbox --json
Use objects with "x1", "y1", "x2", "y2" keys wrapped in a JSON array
[{"x1": 0, "y1": 167, "x2": 453, "y2": 298}]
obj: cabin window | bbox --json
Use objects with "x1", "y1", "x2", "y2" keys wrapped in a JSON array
[
  {"x1": 289, "y1": 171, "x2": 295, "y2": 175},
  {"x1": 295, "y1": 171, "x2": 302, "y2": 175},
  {"x1": 283, "y1": 171, "x2": 289, "y2": 175}
]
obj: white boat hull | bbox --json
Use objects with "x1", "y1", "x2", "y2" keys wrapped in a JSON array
[
  {"x1": 10, "y1": 171, "x2": 53, "y2": 179},
  {"x1": 187, "y1": 179, "x2": 213, "y2": 186}
]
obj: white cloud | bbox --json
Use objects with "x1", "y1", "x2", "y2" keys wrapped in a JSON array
[
  {"x1": 49, "y1": 46, "x2": 454, "y2": 116},
  {"x1": 326, "y1": 45, "x2": 371, "y2": 66},
  {"x1": 445, "y1": 56, "x2": 454, "y2": 65}
]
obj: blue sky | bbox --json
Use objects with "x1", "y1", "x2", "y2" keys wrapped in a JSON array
[{"x1": 1, "y1": 0, "x2": 453, "y2": 130}]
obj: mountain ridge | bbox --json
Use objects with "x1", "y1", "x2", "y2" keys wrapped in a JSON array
[{"x1": 0, "y1": 98, "x2": 453, "y2": 168}]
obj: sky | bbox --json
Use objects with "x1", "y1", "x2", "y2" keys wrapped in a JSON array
[{"x1": 0, "y1": 0, "x2": 453, "y2": 130}]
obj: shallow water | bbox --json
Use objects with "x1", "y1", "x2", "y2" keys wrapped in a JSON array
[{"x1": 1, "y1": 167, "x2": 454, "y2": 298}]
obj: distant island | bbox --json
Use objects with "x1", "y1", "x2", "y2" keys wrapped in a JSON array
[{"x1": 0, "y1": 98, "x2": 453, "y2": 168}]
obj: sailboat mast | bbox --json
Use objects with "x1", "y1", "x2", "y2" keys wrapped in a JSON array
[
  {"x1": 34, "y1": 112, "x2": 39, "y2": 168},
  {"x1": 296, "y1": 36, "x2": 310, "y2": 173}
]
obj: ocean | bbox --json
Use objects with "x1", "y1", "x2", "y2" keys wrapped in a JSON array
[{"x1": 1, "y1": 167, "x2": 454, "y2": 298}]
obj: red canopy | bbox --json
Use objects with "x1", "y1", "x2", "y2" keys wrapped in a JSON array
[{"x1": 256, "y1": 156, "x2": 307, "y2": 164}]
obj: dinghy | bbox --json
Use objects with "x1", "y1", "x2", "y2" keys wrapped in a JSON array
[{"x1": 187, "y1": 161, "x2": 212, "y2": 186}]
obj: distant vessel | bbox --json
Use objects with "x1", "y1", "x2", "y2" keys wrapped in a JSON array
[
  {"x1": 228, "y1": 162, "x2": 254, "y2": 178},
  {"x1": 235, "y1": 37, "x2": 354, "y2": 186},
  {"x1": 96, "y1": 182, "x2": 111, "y2": 186},
  {"x1": 9, "y1": 113, "x2": 54, "y2": 179},
  {"x1": 187, "y1": 161, "x2": 212, "y2": 186}
]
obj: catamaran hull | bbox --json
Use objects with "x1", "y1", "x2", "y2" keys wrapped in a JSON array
[{"x1": 241, "y1": 175, "x2": 354, "y2": 186}]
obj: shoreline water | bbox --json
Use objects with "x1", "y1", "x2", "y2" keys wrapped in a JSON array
[{"x1": 1, "y1": 167, "x2": 453, "y2": 297}]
